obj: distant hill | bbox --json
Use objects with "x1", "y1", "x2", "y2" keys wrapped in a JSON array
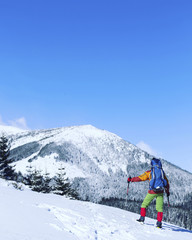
[
  {"x1": 5, "y1": 124, "x2": 192, "y2": 205},
  {"x1": 0, "y1": 125, "x2": 27, "y2": 135}
]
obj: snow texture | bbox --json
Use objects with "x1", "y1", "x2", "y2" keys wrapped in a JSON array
[
  {"x1": 0, "y1": 125, "x2": 27, "y2": 135},
  {"x1": 0, "y1": 179, "x2": 191, "y2": 240}
]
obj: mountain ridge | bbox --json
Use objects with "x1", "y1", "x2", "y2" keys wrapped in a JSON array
[{"x1": 1, "y1": 124, "x2": 192, "y2": 204}]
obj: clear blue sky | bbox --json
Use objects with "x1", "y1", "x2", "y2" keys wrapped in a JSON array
[{"x1": 0, "y1": 1, "x2": 192, "y2": 172}]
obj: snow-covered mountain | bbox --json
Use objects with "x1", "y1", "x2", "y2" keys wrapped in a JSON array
[
  {"x1": 3, "y1": 124, "x2": 192, "y2": 205},
  {"x1": 0, "y1": 179, "x2": 192, "y2": 240},
  {"x1": 0, "y1": 125, "x2": 26, "y2": 135}
]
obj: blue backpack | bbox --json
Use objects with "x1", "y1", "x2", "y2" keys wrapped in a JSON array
[{"x1": 149, "y1": 158, "x2": 167, "y2": 192}]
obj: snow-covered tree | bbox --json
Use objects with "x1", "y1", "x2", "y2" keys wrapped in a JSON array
[
  {"x1": 53, "y1": 165, "x2": 79, "y2": 199},
  {"x1": 30, "y1": 168, "x2": 44, "y2": 192},
  {"x1": 25, "y1": 164, "x2": 34, "y2": 186},
  {"x1": 42, "y1": 171, "x2": 52, "y2": 193},
  {"x1": 53, "y1": 165, "x2": 70, "y2": 196},
  {"x1": 0, "y1": 135, "x2": 15, "y2": 180}
]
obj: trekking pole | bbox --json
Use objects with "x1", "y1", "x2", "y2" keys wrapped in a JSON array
[
  {"x1": 126, "y1": 176, "x2": 131, "y2": 196},
  {"x1": 167, "y1": 194, "x2": 170, "y2": 207},
  {"x1": 127, "y1": 182, "x2": 130, "y2": 195},
  {"x1": 125, "y1": 176, "x2": 131, "y2": 207},
  {"x1": 167, "y1": 193, "x2": 170, "y2": 222}
]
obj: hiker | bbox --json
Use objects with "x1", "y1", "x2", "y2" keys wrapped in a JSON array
[{"x1": 127, "y1": 157, "x2": 170, "y2": 228}]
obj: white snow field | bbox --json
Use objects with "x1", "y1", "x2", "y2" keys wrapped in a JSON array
[
  {"x1": 0, "y1": 179, "x2": 191, "y2": 240},
  {"x1": 0, "y1": 125, "x2": 26, "y2": 135}
]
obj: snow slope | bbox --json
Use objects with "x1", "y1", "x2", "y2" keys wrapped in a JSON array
[
  {"x1": 0, "y1": 125, "x2": 27, "y2": 135},
  {"x1": 0, "y1": 179, "x2": 191, "y2": 240}
]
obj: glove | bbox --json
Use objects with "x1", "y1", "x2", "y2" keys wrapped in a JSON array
[{"x1": 127, "y1": 177, "x2": 132, "y2": 183}]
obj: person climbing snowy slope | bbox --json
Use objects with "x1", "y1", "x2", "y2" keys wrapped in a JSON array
[{"x1": 128, "y1": 157, "x2": 170, "y2": 228}]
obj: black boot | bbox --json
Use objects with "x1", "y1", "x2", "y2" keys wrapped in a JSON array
[
  {"x1": 136, "y1": 216, "x2": 145, "y2": 223},
  {"x1": 156, "y1": 221, "x2": 162, "y2": 228}
]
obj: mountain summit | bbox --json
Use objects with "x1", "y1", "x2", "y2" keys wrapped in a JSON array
[{"x1": 5, "y1": 124, "x2": 192, "y2": 205}]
